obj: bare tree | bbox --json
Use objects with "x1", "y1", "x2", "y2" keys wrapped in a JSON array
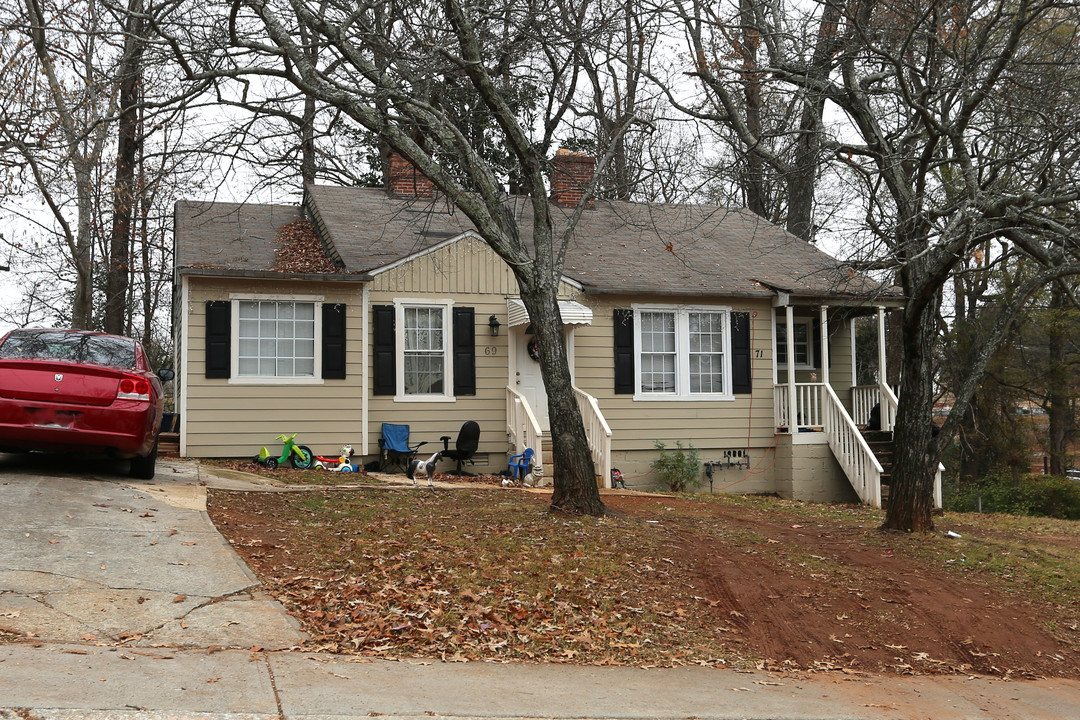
[
  {"x1": 657, "y1": 0, "x2": 843, "y2": 240},
  {"x1": 0, "y1": 0, "x2": 121, "y2": 328},
  {"x1": 0, "y1": 0, "x2": 200, "y2": 356},
  {"x1": 104, "y1": 0, "x2": 148, "y2": 335},
  {"x1": 662, "y1": 0, "x2": 1080, "y2": 530}
]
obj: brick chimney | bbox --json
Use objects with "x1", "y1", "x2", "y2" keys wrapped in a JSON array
[
  {"x1": 549, "y1": 149, "x2": 596, "y2": 208},
  {"x1": 388, "y1": 151, "x2": 435, "y2": 199}
]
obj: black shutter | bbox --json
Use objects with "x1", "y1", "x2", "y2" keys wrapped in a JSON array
[
  {"x1": 452, "y1": 306, "x2": 476, "y2": 396},
  {"x1": 373, "y1": 305, "x2": 395, "y2": 395},
  {"x1": 205, "y1": 301, "x2": 230, "y2": 379},
  {"x1": 613, "y1": 308, "x2": 635, "y2": 394},
  {"x1": 322, "y1": 303, "x2": 347, "y2": 379},
  {"x1": 732, "y1": 311, "x2": 752, "y2": 394}
]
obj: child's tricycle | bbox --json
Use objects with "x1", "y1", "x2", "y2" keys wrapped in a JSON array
[
  {"x1": 256, "y1": 433, "x2": 314, "y2": 469},
  {"x1": 314, "y1": 444, "x2": 356, "y2": 472}
]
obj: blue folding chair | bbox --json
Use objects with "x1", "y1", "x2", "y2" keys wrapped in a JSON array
[
  {"x1": 507, "y1": 447, "x2": 535, "y2": 484},
  {"x1": 379, "y1": 423, "x2": 427, "y2": 473}
]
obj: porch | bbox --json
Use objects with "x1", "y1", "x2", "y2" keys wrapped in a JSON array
[{"x1": 773, "y1": 303, "x2": 941, "y2": 509}]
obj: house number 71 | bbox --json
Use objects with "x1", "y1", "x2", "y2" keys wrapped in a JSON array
[{"x1": 755, "y1": 349, "x2": 765, "y2": 358}]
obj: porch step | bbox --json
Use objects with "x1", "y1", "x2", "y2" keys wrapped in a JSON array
[
  {"x1": 158, "y1": 432, "x2": 180, "y2": 456},
  {"x1": 862, "y1": 430, "x2": 894, "y2": 504}
]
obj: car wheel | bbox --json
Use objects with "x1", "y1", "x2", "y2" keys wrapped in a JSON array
[
  {"x1": 291, "y1": 445, "x2": 314, "y2": 469},
  {"x1": 130, "y1": 440, "x2": 158, "y2": 480}
]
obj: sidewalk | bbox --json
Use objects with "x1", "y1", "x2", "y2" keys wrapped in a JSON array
[
  {"x1": 2, "y1": 455, "x2": 1079, "y2": 719},
  {"x1": 3, "y1": 643, "x2": 1080, "y2": 720}
]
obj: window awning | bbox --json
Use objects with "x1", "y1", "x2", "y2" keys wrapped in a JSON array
[{"x1": 506, "y1": 298, "x2": 593, "y2": 327}]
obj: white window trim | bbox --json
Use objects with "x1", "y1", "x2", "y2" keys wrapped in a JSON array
[
  {"x1": 775, "y1": 316, "x2": 815, "y2": 371},
  {"x1": 394, "y1": 298, "x2": 456, "y2": 403},
  {"x1": 632, "y1": 303, "x2": 734, "y2": 401},
  {"x1": 228, "y1": 293, "x2": 325, "y2": 385}
]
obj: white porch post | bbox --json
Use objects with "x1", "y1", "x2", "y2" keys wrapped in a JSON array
[
  {"x1": 786, "y1": 303, "x2": 797, "y2": 431},
  {"x1": 876, "y1": 306, "x2": 887, "y2": 389},
  {"x1": 819, "y1": 305, "x2": 830, "y2": 385}
]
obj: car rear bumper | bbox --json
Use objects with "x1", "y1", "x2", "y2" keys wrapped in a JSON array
[{"x1": 0, "y1": 398, "x2": 159, "y2": 457}]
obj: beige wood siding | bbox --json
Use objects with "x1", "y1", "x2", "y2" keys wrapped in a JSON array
[
  {"x1": 572, "y1": 295, "x2": 779, "y2": 489},
  {"x1": 182, "y1": 277, "x2": 365, "y2": 458},
  {"x1": 365, "y1": 235, "x2": 573, "y2": 473}
]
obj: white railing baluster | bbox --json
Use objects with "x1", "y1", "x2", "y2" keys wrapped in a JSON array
[
  {"x1": 821, "y1": 384, "x2": 883, "y2": 507},
  {"x1": 573, "y1": 386, "x2": 612, "y2": 488}
]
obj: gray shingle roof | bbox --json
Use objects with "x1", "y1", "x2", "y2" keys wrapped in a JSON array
[
  {"x1": 174, "y1": 200, "x2": 302, "y2": 272},
  {"x1": 175, "y1": 188, "x2": 893, "y2": 300},
  {"x1": 305, "y1": 185, "x2": 888, "y2": 299}
]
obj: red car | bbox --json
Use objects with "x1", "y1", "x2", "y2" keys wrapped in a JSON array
[{"x1": 0, "y1": 328, "x2": 173, "y2": 479}]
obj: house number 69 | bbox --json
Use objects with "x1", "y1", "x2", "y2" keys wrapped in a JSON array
[{"x1": 484, "y1": 346, "x2": 498, "y2": 356}]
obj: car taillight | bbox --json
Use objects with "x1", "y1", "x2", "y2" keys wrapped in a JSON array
[{"x1": 117, "y1": 374, "x2": 151, "y2": 401}]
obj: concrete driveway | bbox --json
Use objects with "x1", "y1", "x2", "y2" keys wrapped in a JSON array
[{"x1": 0, "y1": 452, "x2": 306, "y2": 649}]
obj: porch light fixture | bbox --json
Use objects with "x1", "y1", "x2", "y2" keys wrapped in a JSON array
[{"x1": 488, "y1": 314, "x2": 501, "y2": 336}]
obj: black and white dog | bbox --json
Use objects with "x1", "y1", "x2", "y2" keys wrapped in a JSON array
[{"x1": 406, "y1": 450, "x2": 442, "y2": 487}]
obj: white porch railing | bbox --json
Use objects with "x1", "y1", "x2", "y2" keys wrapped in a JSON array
[
  {"x1": 783, "y1": 382, "x2": 941, "y2": 509},
  {"x1": 573, "y1": 385, "x2": 612, "y2": 488},
  {"x1": 822, "y1": 384, "x2": 884, "y2": 507},
  {"x1": 506, "y1": 387, "x2": 544, "y2": 478},
  {"x1": 852, "y1": 383, "x2": 899, "y2": 432},
  {"x1": 775, "y1": 382, "x2": 827, "y2": 431},
  {"x1": 505, "y1": 386, "x2": 612, "y2": 488}
]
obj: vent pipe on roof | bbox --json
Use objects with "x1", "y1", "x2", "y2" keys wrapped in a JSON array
[
  {"x1": 549, "y1": 149, "x2": 596, "y2": 209},
  {"x1": 387, "y1": 151, "x2": 436, "y2": 199}
]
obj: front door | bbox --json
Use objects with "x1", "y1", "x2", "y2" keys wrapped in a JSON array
[{"x1": 514, "y1": 327, "x2": 549, "y2": 431}]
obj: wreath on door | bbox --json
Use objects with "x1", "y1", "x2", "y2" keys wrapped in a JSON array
[{"x1": 527, "y1": 336, "x2": 541, "y2": 361}]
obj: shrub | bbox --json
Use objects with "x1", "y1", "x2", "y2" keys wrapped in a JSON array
[
  {"x1": 651, "y1": 440, "x2": 702, "y2": 492},
  {"x1": 944, "y1": 472, "x2": 1080, "y2": 519}
]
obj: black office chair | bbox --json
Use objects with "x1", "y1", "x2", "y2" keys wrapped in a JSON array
[{"x1": 440, "y1": 421, "x2": 480, "y2": 475}]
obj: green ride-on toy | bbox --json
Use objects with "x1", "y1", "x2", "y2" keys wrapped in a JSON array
[{"x1": 256, "y1": 433, "x2": 314, "y2": 469}]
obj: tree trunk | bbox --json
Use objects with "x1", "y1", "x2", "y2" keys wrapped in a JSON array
[
  {"x1": 882, "y1": 289, "x2": 940, "y2": 532},
  {"x1": 1046, "y1": 284, "x2": 1068, "y2": 475},
  {"x1": 785, "y1": 0, "x2": 840, "y2": 242},
  {"x1": 70, "y1": 176, "x2": 95, "y2": 330},
  {"x1": 517, "y1": 281, "x2": 605, "y2": 516},
  {"x1": 105, "y1": 0, "x2": 145, "y2": 335}
]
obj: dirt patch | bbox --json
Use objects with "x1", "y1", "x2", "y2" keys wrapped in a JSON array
[
  {"x1": 606, "y1": 495, "x2": 1078, "y2": 677},
  {"x1": 207, "y1": 488, "x2": 1080, "y2": 677}
]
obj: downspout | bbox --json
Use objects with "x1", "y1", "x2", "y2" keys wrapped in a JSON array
[
  {"x1": 178, "y1": 274, "x2": 189, "y2": 457},
  {"x1": 361, "y1": 284, "x2": 370, "y2": 457}
]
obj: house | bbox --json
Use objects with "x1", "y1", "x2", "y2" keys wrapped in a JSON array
[{"x1": 173, "y1": 152, "x2": 937, "y2": 507}]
